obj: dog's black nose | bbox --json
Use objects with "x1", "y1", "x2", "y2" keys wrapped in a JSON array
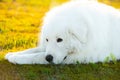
[{"x1": 45, "y1": 55, "x2": 53, "y2": 63}]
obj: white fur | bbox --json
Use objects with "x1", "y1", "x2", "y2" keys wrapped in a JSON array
[{"x1": 5, "y1": 1, "x2": 120, "y2": 64}]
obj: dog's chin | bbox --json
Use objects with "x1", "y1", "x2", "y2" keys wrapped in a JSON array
[
  {"x1": 52, "y1": 60, "x2": 62, "y2": 64},
  {"x1": 51, "y1": 56, "x2": 67, "y2": 64}
]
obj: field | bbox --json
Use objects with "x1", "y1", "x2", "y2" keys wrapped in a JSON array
[{"x1": 0, "y1": 0, "x2": 120, "y2": 80}]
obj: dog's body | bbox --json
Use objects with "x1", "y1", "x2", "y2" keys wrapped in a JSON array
[{"x1": 5, "y1": 1, "x2": 120, "y2": 64}]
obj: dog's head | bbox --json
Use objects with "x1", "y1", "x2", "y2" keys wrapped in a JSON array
[
  {"x1": 40, "y1": 6, "x2": 88, "y2": 64},
  {"x1": 41, "y1": 20, "x2": 88, "y2": 64}
]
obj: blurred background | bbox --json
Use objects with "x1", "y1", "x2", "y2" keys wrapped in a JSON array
[{"x1": 0, "y1": 0, "x2": 120, "y2": 51}]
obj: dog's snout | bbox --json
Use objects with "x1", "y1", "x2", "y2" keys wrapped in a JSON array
[{"x1": 45, "y1": 55, "x2": 53, "y2": 63}]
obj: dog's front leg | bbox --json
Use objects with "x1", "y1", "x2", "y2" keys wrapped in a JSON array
[
  {"x1": 6, "y1": 52, "x2": 48, "y2": 64},
  {"x1": 5, "y1": 46, "x2": 45, "y2": 59}
]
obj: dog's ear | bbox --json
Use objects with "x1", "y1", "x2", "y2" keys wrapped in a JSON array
[{"x1": 68, "y1": 26, "x2": 88, "y2": 44}]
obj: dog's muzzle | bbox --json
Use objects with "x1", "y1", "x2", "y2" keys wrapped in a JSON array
[{"x1": 45, "y1": 55, "x2": 53, "y2": 63}]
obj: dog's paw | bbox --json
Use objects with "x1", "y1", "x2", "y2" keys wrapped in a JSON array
[
  {"x1": 5, "y1": 53, "x2": 17, "y2": 64},
  {"x1": 5, "y1": 52, "x2": 15, "y2": 60}
]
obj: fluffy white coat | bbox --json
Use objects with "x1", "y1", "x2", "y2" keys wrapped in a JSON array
[{"x1": 5, "y1": 1, "x2": 120, "y2": 64}]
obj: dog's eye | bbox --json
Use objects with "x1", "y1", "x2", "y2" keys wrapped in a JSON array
[
  {"x1": 46, "y1": 38, "x2": 48, "y2": 42},
  {"x1": 57, "y1": 38, "x2": 63, "y2": 43}
]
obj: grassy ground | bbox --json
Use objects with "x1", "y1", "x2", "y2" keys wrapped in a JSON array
[{"x1": 0, "y1": 0, "x2": 120, "y2": 80}]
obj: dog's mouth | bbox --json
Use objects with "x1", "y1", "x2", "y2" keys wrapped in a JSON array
[
  {"x1": 47, "y1": 56, "x2": 67, "y2": 64},
  {"x1": 49, "y1": 56, "x2": 68, "y2": 64},
  {"x1": 61, "y1": 56, "x2": 67, "y2": 64},
  {"x1": 63, "y1": 56, "x2": 67, "y2": 60}
]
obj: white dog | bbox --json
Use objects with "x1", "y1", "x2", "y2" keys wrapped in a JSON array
[{"x1": 5, "y1": 0, "x2": 120, "y2": 64}]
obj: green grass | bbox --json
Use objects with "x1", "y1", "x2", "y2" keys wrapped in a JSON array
[
  {"x1": 0, "y1": 60, "x2": 120, "y2": 80},
  {"x1": 0, "y1": 0, "x2": 120, "y2": 80}
]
